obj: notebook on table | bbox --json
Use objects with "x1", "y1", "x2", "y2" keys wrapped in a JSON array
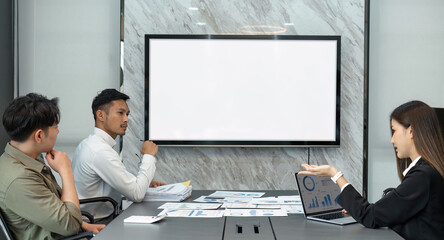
[{"x1": 295, "y1": 173, "x2": 357, "y2": 225}]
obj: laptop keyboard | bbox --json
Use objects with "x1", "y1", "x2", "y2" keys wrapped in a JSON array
[{"x1": 316, "y1": 212, "x2": 344, "y2": 220}]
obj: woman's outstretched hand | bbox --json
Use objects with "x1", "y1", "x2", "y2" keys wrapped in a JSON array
[{"x1": 298, "y1": 164, "x2": 339, "y2": 178}]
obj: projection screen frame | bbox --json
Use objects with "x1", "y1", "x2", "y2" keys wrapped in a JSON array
[{"x1": 145, "y1": 34, "x2": 341, "y2": 147}]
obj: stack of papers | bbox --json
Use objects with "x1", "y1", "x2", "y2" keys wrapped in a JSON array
[{"x1": 144, "y1": 181, "x2": 192, "y2": 202}]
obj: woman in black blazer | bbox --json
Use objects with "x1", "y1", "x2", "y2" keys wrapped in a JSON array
[{"x1": 299, "y1": 100, "x2": 444, "y2": 240}]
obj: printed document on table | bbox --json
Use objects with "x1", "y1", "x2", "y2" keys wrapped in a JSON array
[
  {"x1": 124, "y1": 215, "x2": 165, "y2": 224},
  {"x1": 250, "y1": 196, "x2": 301, "y2": 205},
  {"x1": 159, "y1": 209, "x2": 225, "y2": 218},
  {"x1": 158, "y1": 202, "x2": 221, "y2": 210},
  {"x1": 223, "y1": 197, "x2": 253, "y2": 203},
  {"x1": 193, "y1": 196, "x2": 252, "y2": 203},
  {"x1": 281, "y1": 205, "x2": 304, "y2": 214},
  {"x1": 222, "y1": 203, "x2": 303, "y2": 213},
  {"x1": 222, "y1": 202, "x2": 280, "y2": 209},
  {"x1": 224, "y1": 209, "x2": 287, "y2": 217},
  {"x1": 208, "y1": 191, "x2": 265, "y2": 198},
  {"x1": 193, "y1": 196, "x2": 225, "y2": 203}
]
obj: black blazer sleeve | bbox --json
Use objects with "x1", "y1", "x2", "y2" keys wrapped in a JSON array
[{"x1": 338, "y1": 169, "x2": 430, "y2": 228}]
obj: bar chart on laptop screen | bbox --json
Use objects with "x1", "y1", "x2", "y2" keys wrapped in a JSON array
[{"x1": 300, "y1": 175, "x2": 341, "y2": 213}]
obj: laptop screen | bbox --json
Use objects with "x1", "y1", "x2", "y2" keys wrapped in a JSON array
[{"x1": 295, "y1": 173, "x2": 343, "y2": 215}]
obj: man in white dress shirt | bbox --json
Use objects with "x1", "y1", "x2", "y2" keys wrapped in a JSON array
[{"x1": 72, "y1": 89, "x2": 165, "y2": 221}]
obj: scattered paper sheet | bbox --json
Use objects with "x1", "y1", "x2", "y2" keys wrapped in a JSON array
[
  {"x1": 250, "y1": 196, "x2": 301, "y2": 205},
  {"x1": 281, "y1": 205, "x2": 304, "y2": 214},
  {"x1": 223, "y1": 197, "x2": 253, "y2": 203},
  {"x1": 159, "y1": 209, "x2": 225, "y2": 218},
  {"x1": 222, "y1": 202, "x2": 281, "y2": 209},
  {"x1": 158, "y1": 203, "x2": 221, "y2": 210},
  {"x1": 208, "y1": 191, "x2": 265, "y2": 198},
  {"x1": 162, "y1": 193, "x2": 303, "y2": 217},
  {"x1": 224, "y1": 209, "x2": 288, "y2": 217},
  {"x1": 222, "y1": 203, "x2": 303, "y2": 213},
  {"x1": 193, "y1": 196, "x2": 225, "y2": 203},
  {"x1": 124, "y1": 215, "x2": 166, "y2": 224},
  {"x1": 193, "y1": 196, "x2": 253, "y2": 203}
]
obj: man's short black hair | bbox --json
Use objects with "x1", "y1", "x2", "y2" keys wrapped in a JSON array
[
  {"x1": 2, "y1": 93, "x2": 60, "y2": 142},
  {"x1": 92, "y1": 89, "x2": 130, "y2": 121}
]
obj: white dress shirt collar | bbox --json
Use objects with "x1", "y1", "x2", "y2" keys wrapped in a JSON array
[
  {"x1": 93, "y1": 127, "x2": 117, "y2": 147},
  {"x1": 403, "y1": 156, "x2": 421, "y2": 176}
]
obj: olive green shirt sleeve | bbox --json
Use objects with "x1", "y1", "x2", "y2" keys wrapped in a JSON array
[{"x1": 4, "y1": 172, "x2": 82, "y2": 237}]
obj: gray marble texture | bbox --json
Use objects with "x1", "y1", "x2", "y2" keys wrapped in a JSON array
[{"x1": 122, "y1": 0, "x2": 365, "y2": 192}]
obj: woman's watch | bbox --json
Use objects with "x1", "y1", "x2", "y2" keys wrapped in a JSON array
[{"x1": 331, "y1": 171, "x2": 343, "y2": 184}]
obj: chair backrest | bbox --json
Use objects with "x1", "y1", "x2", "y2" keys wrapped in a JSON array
[{"x1": 0, "y1": 210, "x2": 14, "y2": 240}]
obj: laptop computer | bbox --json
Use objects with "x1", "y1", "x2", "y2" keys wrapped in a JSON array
[{"x1": 295, "y1": 172, "x2": 357, "y2": 225}]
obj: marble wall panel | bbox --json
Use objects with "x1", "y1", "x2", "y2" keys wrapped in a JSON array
[{"x1": 122, "y1": 0, "x2": 365, "y2": 192}]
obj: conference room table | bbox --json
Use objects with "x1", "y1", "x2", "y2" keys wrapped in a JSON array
[{"x1": 92, "y1": 190, "x2": 402, "y2": 240}]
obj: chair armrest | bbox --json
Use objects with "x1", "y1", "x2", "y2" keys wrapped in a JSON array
[
  {"x1": 81, "y1": 211, "x2": 95, "y2": 224},
  {"x1": 0, "y1": 211, "x2": 14, "y2": 240},
  {"x1": 60, "y1": 231, "x2": 94, "y2": 240},
  {"x1": 80, "y1": 196, "x2": 120, "y2": 220}
]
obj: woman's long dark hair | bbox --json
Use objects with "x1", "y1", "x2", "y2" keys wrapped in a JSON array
[{"x1": 390, "y1": 101, "x2": 444, "y2": 180}]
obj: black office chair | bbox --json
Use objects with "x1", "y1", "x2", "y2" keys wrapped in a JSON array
[
  {"x1": 0, "y1": 210, "x2": 93, "y2": 240},
  {"x1": 79, "y1": 196, "x2": 120, "y2": 224},
  {"x1": 0, "y1": 210, "x2": 13, "y2": 240}
]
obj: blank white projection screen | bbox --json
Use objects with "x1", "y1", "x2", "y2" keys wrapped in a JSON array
[{"x1": 148, "y1": 38, "x2": 338, "y2": 141}]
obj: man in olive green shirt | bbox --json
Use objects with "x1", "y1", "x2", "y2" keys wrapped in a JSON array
[{"x1": 0, "y1": 93, "x2": 104, "y2": 240}]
